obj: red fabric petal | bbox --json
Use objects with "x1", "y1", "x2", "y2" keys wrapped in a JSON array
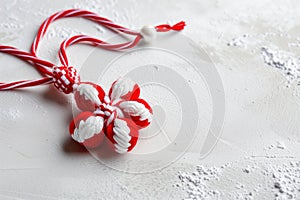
[
  {"x1": 121, "y1": 98, "x2": 153, "y2": 128},
  {"x1": 105, "y1": 117, "x2": 139, "y2": 153},
  {"x1": 69, "y1": 111, "x2": 105, "y2": 149},
  {"x1": 108, "y1": 79, "x2": 140, "y2": 101},
  {"x1": 74, "y1": 82, "x2": 105, "y2": 111}
]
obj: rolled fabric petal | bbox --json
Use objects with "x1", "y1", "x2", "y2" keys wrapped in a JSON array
[
  {"x1": 105, "y1": 117, "x2": 139, "y2": 153},
  {"x1": 108, "y1": 77, "x2": 140, "y2": 101},
  {"x1": 119, "y1": 99, "x2": 152, "y2": 128},
  {"x1": 74, "y1": 82, "x2": 105, "y2": 111},
  {"x1": 69, "y1": 111, "x2": 105, "y2": 148}
]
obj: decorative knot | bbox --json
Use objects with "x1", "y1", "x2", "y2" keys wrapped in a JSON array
[
  {"x1": 69, "y1": 77, "x2": 153, "y2": 153},
  {"x1": 52, "y1": 66, "x2": 80, "y2": 94}
]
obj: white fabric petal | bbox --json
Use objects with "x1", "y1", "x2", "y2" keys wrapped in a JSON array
[
  {"x1": 119, "y1": 101, "x2": 152, "y2": 122},
  {"x1": 72, "y1": 116, "x2": 104, "y2": 143},
  {"x1": 75, "y1": 83, "x2": 101, "y2": 106},
  {"x1": 110, "y1": 78, "x2": 136, "y2": 100}
]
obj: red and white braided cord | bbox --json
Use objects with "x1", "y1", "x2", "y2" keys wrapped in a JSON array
[
  {"x1": 58, "y1": 34, "x2": 142, "y2": 66},
  {"x1": 0, "y1": 9, "x2": 185, "y2": 91},
  {"x1": 31, "y1": 9, "x2": 140, "y2": 57},
  {"x1": 0, "y1": 46, "x2": 53, "y2": 90}
]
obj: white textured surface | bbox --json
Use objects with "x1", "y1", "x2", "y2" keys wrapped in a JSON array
[{"x1": 1, "y1": 0, "x2": 300, "y2": 199}]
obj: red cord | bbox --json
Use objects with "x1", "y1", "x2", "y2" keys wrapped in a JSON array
[{"x1": 155, "y1": 21, "x2": 186, "y2": 32}]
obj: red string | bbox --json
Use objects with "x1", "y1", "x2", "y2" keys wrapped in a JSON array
[{"x1": 155, "y1": 21, "x2": 186, "y2": 32}]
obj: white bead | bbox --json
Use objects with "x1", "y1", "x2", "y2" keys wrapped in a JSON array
[{"x1": 140, "y1": 25, "x2": 157, "y2": 43}]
